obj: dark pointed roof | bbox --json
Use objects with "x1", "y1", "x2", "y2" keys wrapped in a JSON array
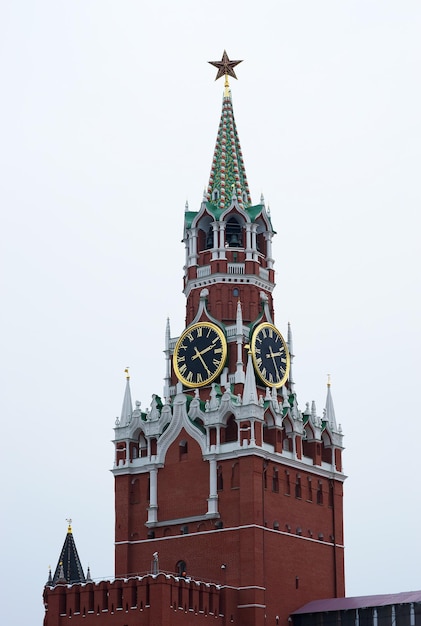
[
  {"x1": 206, "y1": 86, "x2": 252, "y2": 211},
  {"x1": 52, "y1": 522, "x2": 86, "y2": 585},
  {"x1": 46, "y1": 566, "x2": 53, "y2": 586}
]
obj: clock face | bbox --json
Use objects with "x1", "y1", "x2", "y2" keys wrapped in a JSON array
[
  {"x1": 173, "y1": 322, "x2": 227, "y2": 388},
  {"x1": 251, "y1": 322, "x2": 290, "y2": 388}
]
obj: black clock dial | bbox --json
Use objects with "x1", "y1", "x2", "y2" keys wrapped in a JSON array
[
  {"x1": 251, "y1": 322, "x2": 290, "y2": 388},
  {"x1": 173, "y1": 322, "x2": 227, "y2": 388}
]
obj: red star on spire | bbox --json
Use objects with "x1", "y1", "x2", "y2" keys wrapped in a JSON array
[{"x1": 209, "y1": 50, "x2": 243, "y2": 81}]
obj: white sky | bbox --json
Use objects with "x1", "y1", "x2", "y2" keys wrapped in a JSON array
[{"x1": 1, "y1": 1, "x2": 420, "y2": 624}]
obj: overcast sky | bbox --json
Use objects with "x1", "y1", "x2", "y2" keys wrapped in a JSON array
[{"x1": 1, "y1": 2, "x2": 420, "y2": 624}]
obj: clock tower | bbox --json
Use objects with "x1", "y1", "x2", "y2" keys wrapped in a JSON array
[
  {"x1": 44, "y1": 53, "x2": 345, "y2": 626},
  {"x1": 112, "y1": 53, "x2": 345, "y2": 625}
]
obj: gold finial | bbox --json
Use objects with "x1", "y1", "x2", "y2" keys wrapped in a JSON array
[
  {"x1": 224, "y1": 74, "x2": 230, "y2": 97},
  {"x1": 327, "y1": 374, "x2": 331, "y2": 387},
  {"x1": 125, "y1": 367, "x2": 130, "y2": 380},
  {"x1": 244, "y1": 343, "x2": 251, "y2": 354},
  {"x1": 66, "y1": 518, "x2": 72, "y2": 533}
]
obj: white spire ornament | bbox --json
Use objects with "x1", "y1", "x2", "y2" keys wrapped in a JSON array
[{"x1": 120, "y1": 368, "x2": 133, "y2": 426}]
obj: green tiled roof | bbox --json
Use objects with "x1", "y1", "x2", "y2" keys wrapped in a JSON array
[{"x1": 206, "y1": 91, "x2": 251, "y2": 211}]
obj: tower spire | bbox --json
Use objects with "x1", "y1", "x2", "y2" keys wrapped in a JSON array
[
  {"x1": 120, "y1": 368, "x2": 133, "y2": 426},
  {"x1": 243, "y1": 349, "x2": 258, "y2": 405},
  {"x1": 206, "y1": 52, "x2": 250, "y2": 210},
  {"x1": 288, "y1": 322, "x2": 295, "y2": 393},
  {"x1": 325, "y1": 374, "x2": 338, "y2": 430}
]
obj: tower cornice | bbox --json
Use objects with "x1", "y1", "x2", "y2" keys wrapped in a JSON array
[{"x1": 183, "y1": 271, "x2": 275, "y2": 299}]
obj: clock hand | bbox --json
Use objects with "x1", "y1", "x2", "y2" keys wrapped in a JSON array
[
  {"x1": 268, "y1": 346, "x2": 282, "y2": 382},
  {"x1": 191, "y1": 344, "x2": 215, "y2": 360},
  {"x1": 268, "y1": 345, "x2": 277, "y2": 370},
  {"x1": 193, "y1": 346, "x2": 212, "y2": 376},
  {"x1": 265, "y1": 351, "x2": 285, "y2": 358}
]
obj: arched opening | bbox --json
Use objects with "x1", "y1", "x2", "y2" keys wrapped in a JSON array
[
  {"x1": 225, "y1": 217, "x2": 242, "y2": 247},
  {"x1": 197, "y1": 229, "x2": 206, "y2": 252},
  {"x1": 321, "y1": 432, "x2": 333, "y2": 464},
  {"x1": 139, "y1": 433, "x2": 147, "y2": 458},
  {"x1": 302, "y1": 426, "x2": 314, "y2": 460},
  {"x1": 256, "y1": 219, "x2": 268, "y2": 255},
  {"x1": 176, "y1": 560, "x2": 187, "y2": 577},
  {"x1": 263, "y1": 412, "x2": 276, "y2": 447},
  {"x1": 282, "y1": 417, "x2": 293, "y2": 453},
  {"x1": 197, "y1": 215, "x2": 214, "y2": 253},
  {"x1": 222, "y1": 415, "x2": 237, "y2": 443},
  {"x1": 205, "y1": 226, "x2": 214, "y2": 249}
]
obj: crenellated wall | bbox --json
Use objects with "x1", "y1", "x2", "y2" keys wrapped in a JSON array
[{"x1": 44, "y1": 572, "x2": 232, "y2": 626}]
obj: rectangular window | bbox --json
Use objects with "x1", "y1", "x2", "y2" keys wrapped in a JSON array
[
  {"x1": 272, "y1": 468, "x2": 279, "y2": 493},
  {"x1": 284, "y1": 471, "x2": 290, "y2": 495}
]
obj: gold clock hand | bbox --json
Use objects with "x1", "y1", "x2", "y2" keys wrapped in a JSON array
[
  {"x1": 191, "y1": 343, "x2": 215, "y2": 360},
  {"x1": 193, "y1": 346, "x2": 212, "y2": 376},
  {"x1": 265, "y1": 351, "x2": 284, "y2": 358},
  {"x1": 268, "y1": 345, "x2": 277, "y2": 374}
]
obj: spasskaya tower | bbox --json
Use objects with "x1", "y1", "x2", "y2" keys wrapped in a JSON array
[{"x1": 44, "y1": 52, "x2": 346, "y2": 626}]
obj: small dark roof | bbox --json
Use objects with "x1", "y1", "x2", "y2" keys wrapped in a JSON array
[
  {"x1": 292, "y1": 590, "x2": 421, "y2": 615},
  {"x1": 51, "y1": 525, "x2": 86, "y2": 586}
]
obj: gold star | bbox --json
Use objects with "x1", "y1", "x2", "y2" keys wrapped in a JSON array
[{"x1": 209, "y1": 50, "x2": 243, "y2": 81}]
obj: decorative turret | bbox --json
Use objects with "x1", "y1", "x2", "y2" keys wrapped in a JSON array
[
  {"x1": 118, "y1": 367, "x2": 133, "y2": 427},
  {"x1": 46, "y1": 566, "x2": 53, "y2": 587},
  {"x1": 325, "y1": 374, "x2": 337, "y2": 430}
]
